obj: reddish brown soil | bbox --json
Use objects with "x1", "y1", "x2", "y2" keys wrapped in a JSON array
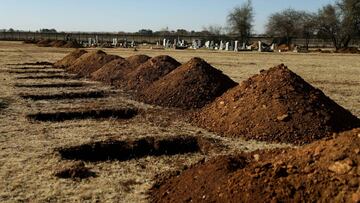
[
  {"x1": 150, "y1": 128, "x2": 360, "y2": 203},
  {"x1": 36, "y1": 39, "x2": 52, "y2": 47},
  {"x1": 125, "y1": 55, "x2": 151, "y2": 67},
  {"x1": 191, "y1": 64, "x2": 360, "y2": 145},
  {"x1": 91, "y1": 57, "x2": 129, "y2": 83},
  {"x1": 54, "y1": 49, "x2": 88, "y2": 68},
  {"x1": 67, "y1": 50, "x2": 120, "y2": 77},
  {"x1": 62, "y1": 41, "x2": 83, "y2": 48},
  {"x1": 49, "y1": 40, "x2": 67, "y2": 47},
  {"x1": 123, "y1": 55, "x2": 181, "y2": 90},
  {"x1": 137, "y1": 57, "x2": 238, "y2": 109},
  {"x1": 336, "y1": 47, "x2": 360, "y2": 54}
]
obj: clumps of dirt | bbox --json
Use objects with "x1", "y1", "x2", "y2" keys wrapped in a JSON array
[
  {"x1": 20, "y1": 90, "x2": 108, "y2": 101},
  {"x1": 125, "y1": 54, "x2": 151, "y2": 67},
  {"x1": 58, "y1": 136, "x2": 201, "y2": 162},
  {"x1": 123, "y1": 55, "x2": 181, "y2": 90},
  {"x1": 137, "y1": 57, "x2": 238, "y2": 109},
  {"x1": 91, "y1": 54, "x2": 151, "y2": 84},
  {"x1": 67, "y1": 50, "x2": 120, "y2": 77},
  {"x1": 54, "y1": 161, "x2": 96, "y2": 179},
  {"x1": 27, "y1": 107, "x2": 138, "y2": 122},
  {"x1": 91, "y1": 57, "x2": 127, "y2": 83},
  {"x1": 191, "y1": 64, "x2": 360, "y2": 145},
  {"x1": 35, "y1": 39, "x2": 83, "y2": 48},
  {"x1": 150, "y1": 128, "x2": 360, "y2": 203},
  {"x1": 335, "y1": 47, "x2": 360, "y2": 54},
  {"x1": 54, "y1": 49, "x2": 88, "y2": 68},
  {"x1": 37, "y1": 39, "x2": 52, "y2": 47}
]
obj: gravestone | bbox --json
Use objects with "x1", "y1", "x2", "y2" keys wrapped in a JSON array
[
  {"x1": 220, "y1": 41, "x2": 224, "y2": 50},
  {"x1": 258, "y1": 41, "x2": 262, "y2": 52},
  {"x1": 234, "y1": 41, "x2": 239, "y2": 52},
  {"x1": 225, "y1": 42, "x2": 230, "y2": 51}
]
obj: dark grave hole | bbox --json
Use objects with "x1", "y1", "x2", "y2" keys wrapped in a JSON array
[
  {"x1": 7, "y1": 70, "x2": 64, "y2": 74},
  {"x1": 11, "y1": 66, "x2": 52, "y2": 70},
  {"x1": 20, "y1": 91, "x2": 108, "y2": 101},
  {"x1": 7, "y1": 61, "x2": 54, "y2": 66},
  {"x1": 27, "y1": 108, "x2": 138, "y2": 122},
  {"x1": 15, "y1": 82, "x2": 86, "y2": 88},
  {"x1": 58, "y1": 136, "x2": 200, "y2": 162},
  {"x1": 16, "y1": 75, "x2": 71, "y2": 80}
]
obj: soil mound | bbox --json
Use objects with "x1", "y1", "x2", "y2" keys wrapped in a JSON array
[
  {"x1": 138, "y1": 57, "x2": 238, "y2": 109},
  {"x1": 125, "y1": 54, "x2": 151, "y2": 67},
  {"x1": 49, "y1": 40, "x2": 67, "y2": 47},
  {"x1": 192, "y1": 64, "x2": 360, "y2": 145},
  {"x1": 36, "y1": 39, "x2": 52, "y2": 47},
  {"x1": 67, "y1": 50, "x2": 120, "y2": 77},
  {"x1": 150, "y1": 128, "x2": 360, "y2": 203},
  {"x1": 62, "y1": 41, "x2": 82, "y2": 48},
  {"x1": 91, "y1": 57, "x2": 134, "y2": 83},
  {"x1": 124, "y1": 55, "x2": 181, "y2": 90},
  {"x1": 336, "y1": 47, "x2": 360, "y2": 54},
  {"x1": 54, "y1": 49, "x2": 88, "y2": 68}
]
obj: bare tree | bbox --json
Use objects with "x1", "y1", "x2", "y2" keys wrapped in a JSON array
[
  {"x1": 266, "y1": 9, "x2": 313, "y2": 46},
  {"x1": 202, "y1": 25, "x2": 224, "y2": 36},
  {"x1": 317, "y1": 0, "x2": 360, "y2": 49},
  {"x1": 227, "y1": 0, "x2": 254, "y2": 43}
]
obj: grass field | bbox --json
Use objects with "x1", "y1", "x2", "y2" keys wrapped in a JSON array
[{"x1": 0, "y1": 41, "x2": 359, "y2": 202}]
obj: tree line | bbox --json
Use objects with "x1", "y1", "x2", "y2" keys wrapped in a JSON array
[{"x1": 228, "y1": 0, "x2": 360, "y2": 50}]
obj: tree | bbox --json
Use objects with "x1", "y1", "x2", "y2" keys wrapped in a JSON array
[
  {"x1": 202, "y1": 25, "x2": 224, "y2": 36},
  {"x1": 138, "y1": 29, "x2": 153, "y2": 35},
  {"x1": 317, "y1": 0, "x2": 360, "y2": 49},
  {"x1": 266, "y1": 9, "x2": 314, "y2": 46},
  {"x1": 227, "y1": 0, "x2": 254, "y2": 43}
]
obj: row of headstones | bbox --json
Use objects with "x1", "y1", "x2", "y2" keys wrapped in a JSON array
[
  {"x1": 162, "y1": 39, "x2": 186, "y2": 48},
  {"x1": 193, "y1": 40, "x2": 276, "y2": 52},
  {"x1": 84, "y1": 37, "x2": 135, "y2": 48}
]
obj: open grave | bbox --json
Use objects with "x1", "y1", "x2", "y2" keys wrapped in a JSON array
[
  {"x1": 7, "y1": 69, "x2": 65, "y2": 74},
  {"x1": 14, "y1": 82, "x2": 87, "y2": 88},
  {"x1": 27, "y1": 107, "x2": 138, "y2": 122},
  {"x1": 15, "y1": 75, "x2": 72, "y2": 80},
  {"x1": 58, "y1": 136, "x2": 201, "y2": 162},
  {"x1": 19, "y1": 90, "x2": 108, "y2": 101}
]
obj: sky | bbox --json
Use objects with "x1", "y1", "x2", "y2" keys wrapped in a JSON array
[{"x1": 0, "y1": 0, "x2": 336, "y2": 34}]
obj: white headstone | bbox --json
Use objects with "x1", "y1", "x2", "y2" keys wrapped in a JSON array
[
  {"x1": 258, "y1": 41, "x2": 262, "y2": 52},
  {"x1": 234, "y1": 41, "x2": 239, "y2": 52},
  {"x1": 205, "y1": 41, "x2": 210, "y2": 48},
  {"x1": 242, "y1": 42, "x2": 246, "y2": 50},
  {"x1": 225, "y1": 42, "x2": 230, "y2": 51},
  {"x1": 271, "y1": 43, "x2": 275, "y2": 51},
  {"x1": 220, "y1": 41, "x2": 224, "y2": 50}
]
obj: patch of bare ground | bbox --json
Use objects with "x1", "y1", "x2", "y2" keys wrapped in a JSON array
[{"x1": 14, "y1": 82, "x2": 87, "y2": 88}]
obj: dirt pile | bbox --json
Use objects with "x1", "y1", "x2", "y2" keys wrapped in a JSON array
[
  {"x1": 36, "y1": 39, "x2": 52, "y2": 47},
  {"x1": 91, "y1": 57, "x2": 128, "y2": 83},
  {"x1": 150, "y1": 128, "x2": 360, "y2": 203},
  {"x1": 192, "y1": 64, "x2": 360, "y2": 145},
  {"x1": 123, "y1": 55, "x2": 181, "y2": 90},
  {"x1": 54, "y1": 49, "x2": 88, "y2": 68},
  {"x1": 138, "y1": 57, "x2": 238, "y2": 109},
  {"x1": 34, "y1": 39, "x2": 83, "y2": 48},
  {"x1": 125, "y1": 55, "x2": 151, "y2": 67},
  {"x1": 336, "y1": 47, "x2": 360, "y2": 54},
  {"x1": 67, "y1": 50, "x2": 120, "y2": 77}
]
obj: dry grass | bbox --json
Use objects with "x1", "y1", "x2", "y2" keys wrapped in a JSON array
[{"x1": 0, "y1": 41, "x2": 359, "y2": 202}]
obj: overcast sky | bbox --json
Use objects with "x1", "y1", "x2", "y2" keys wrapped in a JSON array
[{"x1": 0, "y1": 0, "x2": 336, "y2": 33}]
